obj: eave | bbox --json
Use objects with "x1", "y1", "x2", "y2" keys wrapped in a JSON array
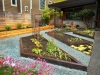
[{"x1": 48, "y1": 0, "x2": 96, "y2": 10}]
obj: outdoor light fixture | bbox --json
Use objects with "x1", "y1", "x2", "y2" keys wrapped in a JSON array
[
  {"x1": 25, "y1": 6, "x2": 28, "y2": 12},
  {"x1": 48, "y1": 0, "x2": 52, "y2": 4}
]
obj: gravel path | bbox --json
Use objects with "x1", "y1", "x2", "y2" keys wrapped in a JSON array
[{"x1": 0, "y1": 30, "x2": 92, "y2": 75}]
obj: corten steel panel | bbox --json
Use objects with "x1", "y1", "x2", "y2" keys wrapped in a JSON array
[
  {"x1": 22, "y1": 0, "x2": 30, "y2": 13},
  {"x1": 0, "y1": 0, "x2": 3, "y2": 11},
  {"x1": 4, "y1": 0, "x2": 19, "y2": 12}
]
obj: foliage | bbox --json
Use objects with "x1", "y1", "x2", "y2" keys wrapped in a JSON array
[
  {"x1": 71, "y1": 44, "x2": 93, "y2": 55},
  {"x1": 71, "y1": 9, "x2": 95, "y2": 28},
  {"x1": 46, "y1": 40, "x2": 71, "y2": 60},
  {"x1": 41, "y1": 7, "x2": 63, "y2": 25},
  {"x1": 21, "y1": 26, "x2": 28, "y2": 29},
  {"x1": 17, "y1": 23, "x2": 22, "y2": 29},
  {"x1": 31, "y1": 38, "x2": 42, "y2": 48},
  {"x1": 32, "y1": 48, "x2": 42, "y2": 54},
  {"x1": 55, "y1": 0, "x2": 66, "y2": 3},
  {"x1": 46, "y1": 41, "x2": 60, "y2": 53},
  {"x1": 68, "y1": 37, "x2": 83, "y2": 42},
  {"x1": 0, "y1": 56, "x2": 55, "y2": 75},
  {"x1": 77, "y1": 29, "x2": 95, "y2": 37},
  {"x1": 57, "y1": 33, "x2": 64, "y2": 36},
  {"x1": 5, "y1": 26, "x2": 12, "y2": 31}
]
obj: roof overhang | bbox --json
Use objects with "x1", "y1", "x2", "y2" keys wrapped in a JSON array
[{"x1": 48, "y1": 0, "x2": 96, "y2": 10}]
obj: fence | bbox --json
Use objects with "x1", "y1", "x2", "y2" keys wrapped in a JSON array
[{"x1": 0, "y1": 11, "x2": 32, "y2": 30}]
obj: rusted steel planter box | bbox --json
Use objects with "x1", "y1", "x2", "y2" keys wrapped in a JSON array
[
  {"x1": 46, "y1": 31, "x2": 93, "y2": 46},
  {"x1": 20, "y1": 35, "x2": 87, "y2": 71},
  {"x1": 73, "y1": 31, "x2": 94, "y2": 39}
]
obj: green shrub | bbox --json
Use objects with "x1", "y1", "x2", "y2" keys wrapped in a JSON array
[
  {"x1": 21, "y1": 26, "x2": 27, "y2": 29},
  {"x1": 17, "y1": 23, "x2": 22, "y2": 29},
  {"x1": 5, "y1": 26, "x2": 12, "y2": 31}
]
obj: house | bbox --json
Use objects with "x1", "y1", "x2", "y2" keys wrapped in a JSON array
[
  {"x1": 0, "y1": 0, "x2": 56, "y2": 30},
  {"x1": 48, "y1": 0, "x2": 99, "y2": 28}
]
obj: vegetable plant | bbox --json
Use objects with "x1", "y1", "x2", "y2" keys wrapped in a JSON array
[
  {"x1": 46, "y1": 41, "x2": 60, "y2": 53},
  {"x1": 5, "y1": 26, "x2": 12, "y2": 31},
  {"x1": 32, "y1": 48, "x2": 42, "y2": 54},
  {"x1": 31, "y1": 38, "x2": 42, "y2": 48},
  {"x1": 68, "y1": 37, "x2": 83, "y2": 42},
  {"x1": 17, "y1": 23, "x2": 22, "y2": 29}
]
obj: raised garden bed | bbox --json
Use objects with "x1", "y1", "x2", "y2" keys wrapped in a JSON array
[
  {"x1": 20, "y1": 35, "x2": 87, "y2": 71},
  {"x1": 70, "y1": 44, "x2": 93, "y2": 55},
  {"x1": 73, "y1": 30, "x2": 95, "y2": 39},
  {"x1": 46, "y1": 31, "x2": 93, "y2": 46}
]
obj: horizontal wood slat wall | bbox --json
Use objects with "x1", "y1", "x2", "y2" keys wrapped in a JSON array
[
  {"x1": 0, "y1": 12, "x2": 32, "y2": 30},
  {"x1": 0, "y1": 25, "x2": 54, "y2": 39}
]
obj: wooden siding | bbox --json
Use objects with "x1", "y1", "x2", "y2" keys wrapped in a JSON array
[
  {"x1": 0, "y1": 12, "x2": 32, "y2": 30},
  {"x1": 0, "y1": 0, "x2": 3, "y2": 11},
  {"x1": 22, "y1": 0, "x2": 30, "y2": 13},
  {"x1": 17, "y1": 0, "x2": 20, "y2": 13},
  {"x1": 31, "y1": 0, "x2": 56, "y2": 16},
  {"x1": 4, "y1": 0, "x2": 19, "y2": 12}
]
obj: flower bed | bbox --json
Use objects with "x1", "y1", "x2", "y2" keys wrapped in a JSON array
[
  {"x1": 20, "y1": 35, "x2": 87, "y2": 71},
  {"x1": 73, "y1": 30, "x2": 95, "y2": 39},
  {"x1": 70, "y1": 44, "x2": 93, "y2": 55},
  {"x1": 46, "y1": 31, "x2": 93, "y2": 46},
  {"x1": 0, "y1": 56, "x2": 55, "y2": 75}
]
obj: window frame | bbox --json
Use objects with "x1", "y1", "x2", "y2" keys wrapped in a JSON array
[
  {"x1": 25, "y1": 6, "x2": 28, "y2": 12},
  {"x1": 39, "y1": 0, "x2": 46, "y2": 10},
  {"x1": 11, "y1": 0, "x2": 17, "y2": 7}
]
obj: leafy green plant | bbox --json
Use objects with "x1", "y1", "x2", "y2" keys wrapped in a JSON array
[
  {"x1": 68, "y1": 37, "x2": 83, "y2": 42},
  {"x1": 32, "y1": 48, "x2": 42, "y2": 54},
  {"x1": 46, "y1": 41, "x2": 60, "y2": 53},
  {"x1": 21, "y1": 26, "x2": 27, "y2": 29},
  {"x1": 41, "y1": 7, "x2": 62, "y2": 25},
  {"x1": 72, "y1": 9, "x2": 95, "y2": 28},
  {"x1": 5, "y1": 26, "x2": 12, "y2": 31},
  {"x1": 54, "y1": 0, "x2": 66, "y2": 3},
  {"x1": 31, "y1": 38, "x2": 42, "y2": 48},
  {"x1": 17, "y1": 23, "x2": 22, "y2": 29},
  {"x1": 57, "y1": 33, "x2": 64, "y2": 36}
]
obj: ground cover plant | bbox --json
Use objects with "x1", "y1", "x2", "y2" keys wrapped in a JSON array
[
  {"x1": 73, "y1": 29, "x2": 95, "y2": 39},
  {"x1": 46, "y1": 31, "x2": 92, "y2": 46},
  {"x1": 0, "y1": 56, "x2": 55, "y2": 75},
  {"x1": 71, "y1": 44, "x2": 93, "y2": 55},
  {"x1": 23, "y1": 34, "x2": 71, "y2": 61}
]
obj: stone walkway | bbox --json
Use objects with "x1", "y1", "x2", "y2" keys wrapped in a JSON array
[{"x1": 0, "y1": 30, "x2": 93, "y2": 75}]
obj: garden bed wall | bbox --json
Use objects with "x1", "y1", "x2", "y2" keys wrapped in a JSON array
[
  {"x1": 46, "y1": 31, "x2": 93, "y2": 46},
  {"x1": 73, "y1": 31, "x2": 94, "y2": 39},
  {"x1": 0, "y1": 25, "x2": 54, "y2": 39},
  {"x1": 20, "y1": 35, "x2": 87, "y2": 71}
]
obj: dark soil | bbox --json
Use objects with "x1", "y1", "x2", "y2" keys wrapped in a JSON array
[
  {"x1": 21, "y1": 34, "x2": 74, "y2": 62},
  {"x1": 46, "y1": 31, "x2": 93, "y2": 46}
]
